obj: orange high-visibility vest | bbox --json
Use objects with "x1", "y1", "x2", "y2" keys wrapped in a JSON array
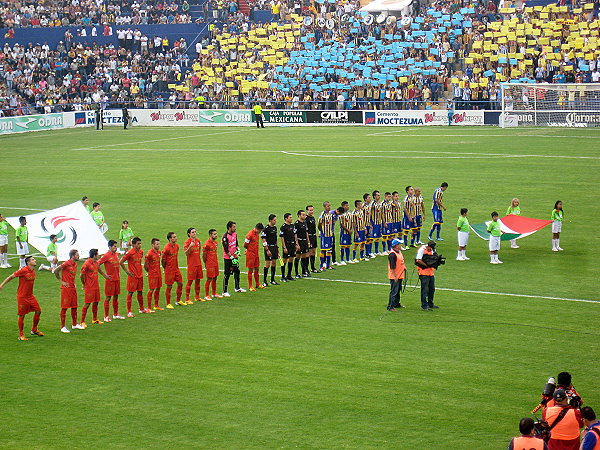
[
  {"x1": 544, "y1": 406, "x2": 581, "y2": 440},
  {"x1": 387, "y1": 250, "x2": 405, "y2": 280},
  {"x1": 417, "y1": 246, "x2": 435, "y2": 276},
  {"x1": 511, "y1": 435, "x2": 545, "y2": 450}
]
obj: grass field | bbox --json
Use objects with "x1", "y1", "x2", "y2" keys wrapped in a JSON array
[{"x1": 0, "y1": 125, "x2": 599, "y2": 449}]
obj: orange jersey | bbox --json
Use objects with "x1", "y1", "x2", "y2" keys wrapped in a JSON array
[
  {"x1": 60, "y1": 258, "x2": 78, "y2": 289},
  {"x1": 203, "y1": 239, "x2": 218, "y2": 269},
  {"x1": 13, "y1": 266, "x2": 35, "y2": 300},
  {"x1": 244, "y1": 229, "x2": 260, "y2": 254},
  {"x1": 184, "y1": 238, "x2": 202, "y2": 268},
  {"x1": 122, "y1": 247, "x2": 144, "y2": 278},
  {"x1": 162, "y1": 243, "x2": 180, "y2": 273},
  {"x1": 98, "y1": 251, "x2": 120, "y2": 280},
  {"x1": 81, "y1": 258, "x2": 99, "y2": 291},
  {"x1": 144, "y1": 248, "x2": 162, "y2": 278}
]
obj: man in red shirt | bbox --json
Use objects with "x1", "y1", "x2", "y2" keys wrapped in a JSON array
[
  {"x1": 162, "y1": 232, "x2": 183, "y2": 308},
  {"x1": 144, "y1": 238, "x2": 163, "y2": 310},
  {"x1": 0, "y1": 255, "x2": 44, "y2": 340},
  {"x1": 202, "y1": 229, "x2": 220, "y2": 301},
  {"x1": 120, "y1": 237, "x2": 152, "y2": 317},
  {"x1": 54, "y1": 249, "x2": 84, "y2": 333},
  {"x1": 80, "y1": 248, "x2": 109, "y2": 326},
  {"x1": 244, "y1": 223, "x2": 264, "y2": 291},
  {"x1": 184, "y1": 227, "x2": 203, "y2": 304},
  {"x1": 98, "y1": 239, "x2": 124, "y2": 321}
]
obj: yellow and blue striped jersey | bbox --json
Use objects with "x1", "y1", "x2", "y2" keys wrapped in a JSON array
[
  {"x1": 352, "y1": 209, "x2": 367, "y2": 232},
  {"x1": 318, "y1": 211, "x2": 334, "y2": 237}
]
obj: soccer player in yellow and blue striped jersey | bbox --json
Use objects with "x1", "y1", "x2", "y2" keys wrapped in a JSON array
[
  {"x1": 338, "y1": 203, "x2": 353, "y2": 265},
  {"x1": 412, "y1": 187, "x2": 426, "y2": 246},
  {"x1": 318, "y1": 201, "x2": 335, "y2": 270},
  {"x1": 362, "y1": 193, "x2": 373, "y2": 258},
  {"x1": 392, "y1": 191, "x2": 403, "y2": 243},
  {"x1": 381, "y1": 192, "x2": 394, "y2": 253},
  {"x1": 402, "y1": 186, "x2": 414, "y2": 250},
  {"x1": 351, "y1": 200, "x2": 368, "y2": 262},
  {"x1": 428, "y1": 182, "x2": 448, "y2": 241},
  {"x1": 370, "y1": 190, "x2": 384, "y2": 256}
]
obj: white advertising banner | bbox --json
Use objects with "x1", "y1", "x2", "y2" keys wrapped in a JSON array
[
  {"x1": 7, "y1": 201, "x2": 108, "y2": 262},
  {"x1": 364, "y1": 110, "x2": 484, "y2": 126}
]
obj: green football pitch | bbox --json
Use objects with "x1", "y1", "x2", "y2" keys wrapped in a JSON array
[{"x1": 0, "y1": 125, "x2": 598, "y2": 448}]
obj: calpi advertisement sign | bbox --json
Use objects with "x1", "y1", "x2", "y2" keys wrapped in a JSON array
[{"x1": 306, "y1": 110, "x2": 363, "y2": 124}]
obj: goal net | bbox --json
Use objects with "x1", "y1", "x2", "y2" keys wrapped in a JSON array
[{"x1": 500, "y1": 82, "x2": 600, "y2": 127}]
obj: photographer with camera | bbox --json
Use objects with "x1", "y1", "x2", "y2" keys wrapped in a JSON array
[
  {"x1": 542, "y1": 389, "x2": 583, "y2": 450},
  {"x1": 507, "y1": 418, "x2": 548, "y2": 450},
  {"x1": 415, "y1": 240, "x2": 443, "y2": 311},
  {"x1": 546, "y1": 372, "x2": 583, "y2": 409}
]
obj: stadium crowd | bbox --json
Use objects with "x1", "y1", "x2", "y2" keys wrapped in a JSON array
[
  {"x1": 0, "y1": 0, "x2": 193, "y2": 29},
  {"x1": 1, "y1": 0, "x2": 600, "y2": 115}
]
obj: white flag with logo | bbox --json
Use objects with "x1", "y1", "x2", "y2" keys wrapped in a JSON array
[{"x1": 7, "y1": 201, "x2": 108, "y2": 261}]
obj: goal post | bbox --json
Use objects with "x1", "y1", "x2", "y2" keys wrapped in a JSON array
[{"x1": 500, "y1": 82, "x2": 600, "y2": 127}]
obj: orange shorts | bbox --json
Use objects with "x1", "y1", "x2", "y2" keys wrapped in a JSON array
[
  {"x1": 104, "y1": 279, "x2": 121, "y2": 297},
  {"x1": 84, "y1": 288, "x2": 100, "y2": 303},
  {"x1": 245, "y1": 252, "x2": 260, "y2": 269},
  {"x1": 164, "y1": 270, "x2": 182, "y2": 285},
  {"x1": 61, "y1": 288, "x2": 78, "y2": 309},
  {"x1": 205, "y1": 265, "x2": 219, "y2": 278},
  {"x1": 126, "y1": 276, "x2": 143, "y2": 293},
  {"x1": 148, "y1": 276, "x2": 162, "y2": 290},
  {"x1": 187, "y1": 265, "x2": 204, "y2": 280},
  {"x1": 17, "y1": 296, "x2": 41, "y2": 315}
]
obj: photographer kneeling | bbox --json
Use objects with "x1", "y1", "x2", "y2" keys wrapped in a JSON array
[{"x1": 415, "y1": 241, "x2": 444, "y2": 311}]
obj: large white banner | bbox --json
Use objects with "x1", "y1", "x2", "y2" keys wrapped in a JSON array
[
  {"x1": 7, "y1": 201, "x2": 108, "y2": 262},
  {"x1": 364, "y1": 110, "x2": 485, "y2": 126}
]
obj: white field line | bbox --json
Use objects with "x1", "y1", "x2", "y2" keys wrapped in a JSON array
[
  {"x1": 71, "y1": 130, "x2": 246, "y2": 150},
  {"x1": 305, "y1": 276, "x2": 599, "y2": 305},
  {"x1": 281, "y1": 151, "x2": 600, "y2": 160}
]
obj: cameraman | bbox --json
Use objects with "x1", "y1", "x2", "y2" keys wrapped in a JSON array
[
  {"x1": 546, "y1": 372, "x2": 583, "y2": 409},
  {"x1": 415, "y1": 241, "x2": 439, "y2": 311},
  {"x1": 542, "y1": 389, "x2": 583, "y2": 450},
  {"x1": 507, "y1": 417, "x2": 548, "y2": 450}
]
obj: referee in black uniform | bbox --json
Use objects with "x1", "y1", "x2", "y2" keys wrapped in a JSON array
[
  {"x1": 294, "y1": 210, "x2": 310, "y2": 278},
  {"x1": 260, "y1": 214, "x2": 279, "y2": 286},
  {"x1": 279, "y1": 213, "x2": 298, "y2": 282},
  {"x1": 305, "y1": 205, "x2": 320, "y2": 273}
]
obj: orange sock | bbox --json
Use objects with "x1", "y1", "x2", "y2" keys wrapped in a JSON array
[
  {"x1": 154, "y1": 289, "x2": 160, "y2": 307},
  {"x1": 185, "y1": 280, "x2": 193, "y2": 301},
  {"x1": 104, "y1": 299, "x2": 110, "y2": 317},
  {"x1": 70, "y1": 308, "x2": 77, "y2": 326},
  {"x1": 18, "y1": 316, "x2": 25, "y2": 335},
  {"x1": 194, "y1": 280, "x2": 200, "y2": 298},
  {"x1": 32, "y1": 313, "x2": 40, "y2": 331},
  {"x1": 205, "y1": 280, "x2": 210, "y2": 297},
  {"x1": 247, "y1": 272, "x2": 253, "y2": 288},
  {"x1": 126, "y1": 293, "x2": 133, "y2": 313},
  {"x1": 92, "y1": 303, "x2": 98, "y2": 321},
  {"x1": 165, "y1": 286, "x2": 172, "y2": 305},
  {"x1": 137, "y1": 292, "x2": 144, "y2": 310},
  {"x1": 60, "y1": 308, "x2": 67, "y2": 328},
  {"x1": 147, "y1": 291, "x2": 153, "y2": 309},
  {"x1": 254, "y1": 271, "x2": 259, "y2": 286}
]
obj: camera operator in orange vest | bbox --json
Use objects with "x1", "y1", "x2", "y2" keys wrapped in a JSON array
[
  {"x1": 415, "y1": 240, "x2": 441, "y2": 311},
  {"x1": 386, "y1": 238, "x2": 406, "y2": 311},
  {"x1": 542, "y1": 389, "x2": 583, "y2": 450},
  {"x1": 507, "y1": 417, "x2": 548, "y2": 450}
]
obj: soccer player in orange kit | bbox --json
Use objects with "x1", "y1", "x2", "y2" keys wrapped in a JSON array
[
  {"x1": 98, "y1": 240, "x2": 124, "y2": 322},
  {"x1": 80, "y1": 248, "x2": 109, "y2": 326},
  {"x1": 162, "y1": 232, "x2": 183, "y2": 308},
  {"x1": 244, "y1": 223, "x2": 264, "y2": 291},
  {"x1": 202, "y1": 229, "x2": 220, "y2": 301},
  {"x1": 120, "y1": 237, "x2": 152, "y2": 317},
  {"x1": 54, "y1": 249, "x2": 85, "y2": 332},
  {"x1": 184, "y1": 227, "x2": 203, "y2": 303},
  {"x1": 144, "y1": 238, "x2": 163, "y2": 310},
  {"x1": 0, "y1": 255, "x2": 44, "y2": 340}
]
